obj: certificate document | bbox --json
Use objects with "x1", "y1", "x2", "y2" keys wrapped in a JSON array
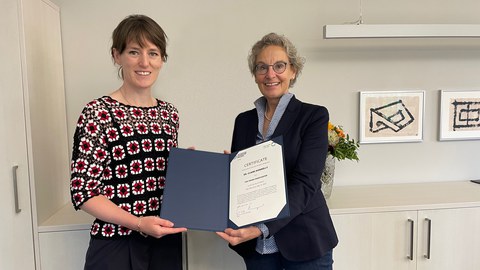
[
  {"x1": 229, "y1": 139, "x2": 287, "y2": 228},
  {"x1": 160, "y1": 136, "x2": 289, "y2": 231}
]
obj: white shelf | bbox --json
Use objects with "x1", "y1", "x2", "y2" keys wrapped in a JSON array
[
  {"x1": 328, "y1": 181, "x2": 480, "y2": 214},
  {"x1": 324, "y1": 24, "x2": 480, "y2": 39},
  {"x1": 38, "y1": 203, "x2": 93, "y2": 233}
]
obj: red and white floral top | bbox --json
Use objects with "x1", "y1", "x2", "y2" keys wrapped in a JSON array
[{"x1": 70, "y1": 96, "x2": 179, "y2": 239}]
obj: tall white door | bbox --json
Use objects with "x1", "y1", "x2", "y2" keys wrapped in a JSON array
[{"x1": 0, "y1": 0, "x2": 36, "y2": 269}]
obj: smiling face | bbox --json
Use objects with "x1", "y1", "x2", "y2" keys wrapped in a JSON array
[
  {"x1": 254, "y1": 45, "x2": 296, "y2": 102},
  {"x1": 113, "y1": 39, "x2": 163, "y2": 91}
]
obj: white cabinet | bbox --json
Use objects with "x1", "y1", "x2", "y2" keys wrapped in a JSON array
[
  {"x1": 32, "y1": 181, "x2": 480, "y2": 270},
  {"x1": 332, "y1": 211, "x2": 417, "y2": 270},
  {"x1": 38, "y1": 230, "x2": 90, "y2": 270},
  {"x1": 416, "y1": 208, "x2": 480, "y2": 270},
  {"x1": 38, "y1": 204, "x2": 94, "y2": 270},
  {"x1": 329, "y1": 182, "x2": 480, "y2": 270},
  {"x1": 0, "y1": 0, "x2": 36, "y2": 269},
  {"x1": 2, "y1": 0, "x2": 72, "y2": 269},
  {"x1": 182, "y1": 182, "x2": 480, "y2": 270}
]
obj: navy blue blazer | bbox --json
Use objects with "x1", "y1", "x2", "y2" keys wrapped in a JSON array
[{"x1": 229, "y1": 95, "x2": 338, "y2": 261}]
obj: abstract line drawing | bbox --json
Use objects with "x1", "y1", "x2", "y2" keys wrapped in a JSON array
[
  {"x1": 440, "y1": 90, "x2": 480, "y2": 141},
  {"x1": 451, "y1": 100, "x2": 480, "y2": 131},
  {"x1": 369, "y1": 100, "x2": 415, "y2": 133},
  {"x1": 359, "y1": 91, "x2": 424, "y2": 144}
]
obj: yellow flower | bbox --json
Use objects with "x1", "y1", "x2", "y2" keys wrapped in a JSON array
[{"x1": 328, "y1": 122, "x2": 334, "y2": 131}]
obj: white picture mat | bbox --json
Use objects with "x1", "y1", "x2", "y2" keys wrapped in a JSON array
[
  {"x1": 439, "y1": 90, "x2": 480, "y2": 141},
  {"x1": 359, "y1": 90, "x2": 425, "y2": 144}
]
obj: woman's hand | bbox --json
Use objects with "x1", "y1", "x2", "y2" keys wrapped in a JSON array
[
  {"x1": 138, "y1": 216, "x2": 187, "y2": 238},
  {"x1": 81, "y1": 196, "x2": 186, "y2": 238},
  {"x1": 216, "y1": 226, "x2": 261, "y2": 246}
]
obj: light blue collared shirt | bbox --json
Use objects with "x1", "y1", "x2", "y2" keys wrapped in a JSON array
[{"x1": 253, "y1": 92, "x2": 293, "y2": 254}]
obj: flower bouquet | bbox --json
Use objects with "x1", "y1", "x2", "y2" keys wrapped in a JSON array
[
  {"x1": 321, "y1": 122, "x2": 360, "y2": 198},
  {"x1": 327, "y1": 122, "x2": 359, "y2": 161}
]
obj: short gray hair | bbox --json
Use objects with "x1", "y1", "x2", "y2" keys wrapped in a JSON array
[{"x1": 248, "y1": 33, "x2": 305, "y2": 87}]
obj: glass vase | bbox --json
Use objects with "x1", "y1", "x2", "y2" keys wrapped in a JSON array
[{"x1": 320, "y1": 154, "x2": 335, "y2": 199}]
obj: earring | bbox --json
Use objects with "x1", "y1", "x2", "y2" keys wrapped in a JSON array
[{"x1": 117, "y1": 66, "x2": 123, "y2": 79}]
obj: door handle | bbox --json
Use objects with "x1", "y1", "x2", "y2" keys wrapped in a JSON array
[
  {"x1": 424, "y1": 218, "x2": 432, "y2": 259},
  {"x1": 12, "y1": 165, "x2": 22, "y2": 213},
  {"x1": 407, "y1": 219, "x2": 414, "y2": 260}
]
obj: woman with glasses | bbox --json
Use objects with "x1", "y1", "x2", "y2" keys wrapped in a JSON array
[
  {"x1": 217, "y1": 33, "x2": 338, "y2": 270},
  {"x1": 70, "y1": 14, "x2": 187, "y2": 270}
]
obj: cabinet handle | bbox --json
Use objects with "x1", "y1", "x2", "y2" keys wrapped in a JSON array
[
  {"x1": 424, "y1": 218, "x2": 432, "y2": 259},
  {"x1": 12, "y1": 165, "x2": 22, "y2": 213},
  {"x1": 407, "y1": 219, "x2": 414, "y2": 260}
]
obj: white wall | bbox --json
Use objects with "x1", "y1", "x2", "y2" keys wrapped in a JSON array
[{"x1": 54, "y1": 0, "x2": 480, "y2": 187}]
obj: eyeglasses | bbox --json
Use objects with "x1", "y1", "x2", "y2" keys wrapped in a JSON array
[{"x1": 254, "y1": 61, "x2": 290, "y2": 75}]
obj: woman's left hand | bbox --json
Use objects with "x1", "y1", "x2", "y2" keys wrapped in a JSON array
[
  {"x1": 140, "y1": 216, "x2": 187, "y2": 238},
  {"x1": 216, "y1": 226, "x2": 261, "y2": 246}
]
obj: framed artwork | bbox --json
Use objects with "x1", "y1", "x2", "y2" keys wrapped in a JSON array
[
  {"x1": 439, "y1": 90, "x2": 480, "y2": 141},
  {"x1": 359, "y1": 90, "x2": 425, "y2": 144}
]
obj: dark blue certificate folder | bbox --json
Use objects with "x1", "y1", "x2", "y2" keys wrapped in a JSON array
[{"x1": 160, "y1": 137, "x2": 289, "y2": 231}]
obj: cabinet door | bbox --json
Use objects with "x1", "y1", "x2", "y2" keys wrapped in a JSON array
[
  {"x1": 39, "y1": 230, "x2": 90, "y2": 270},
  {"x1": 417, "y1": 207, "x2": 480, "y2": 270},
  {"x1": 0, "y1": 0, "x2": 36, "y2": 269},
  {"x1": 332, "y1": 211, "x2": 417, "y2": 270}
]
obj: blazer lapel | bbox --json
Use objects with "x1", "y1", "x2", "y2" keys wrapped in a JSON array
[
  {"x1": 272, "y1": 95, "x2": 301, "y2": 138},
  {"x1": 242, "y1": 109, "x2": 258, "y2": 147},
  {"x1": 246, "y1": 113, "x2": 258, "y2": 145}
]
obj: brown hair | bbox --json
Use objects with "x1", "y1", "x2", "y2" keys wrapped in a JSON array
[{"x1": 111, "y1": 14, "x2": 168, "y2": 63}]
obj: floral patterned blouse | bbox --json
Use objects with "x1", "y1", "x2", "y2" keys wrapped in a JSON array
[{"x1": 70, "y1": 96, "x2": 179, "y2": 239}]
